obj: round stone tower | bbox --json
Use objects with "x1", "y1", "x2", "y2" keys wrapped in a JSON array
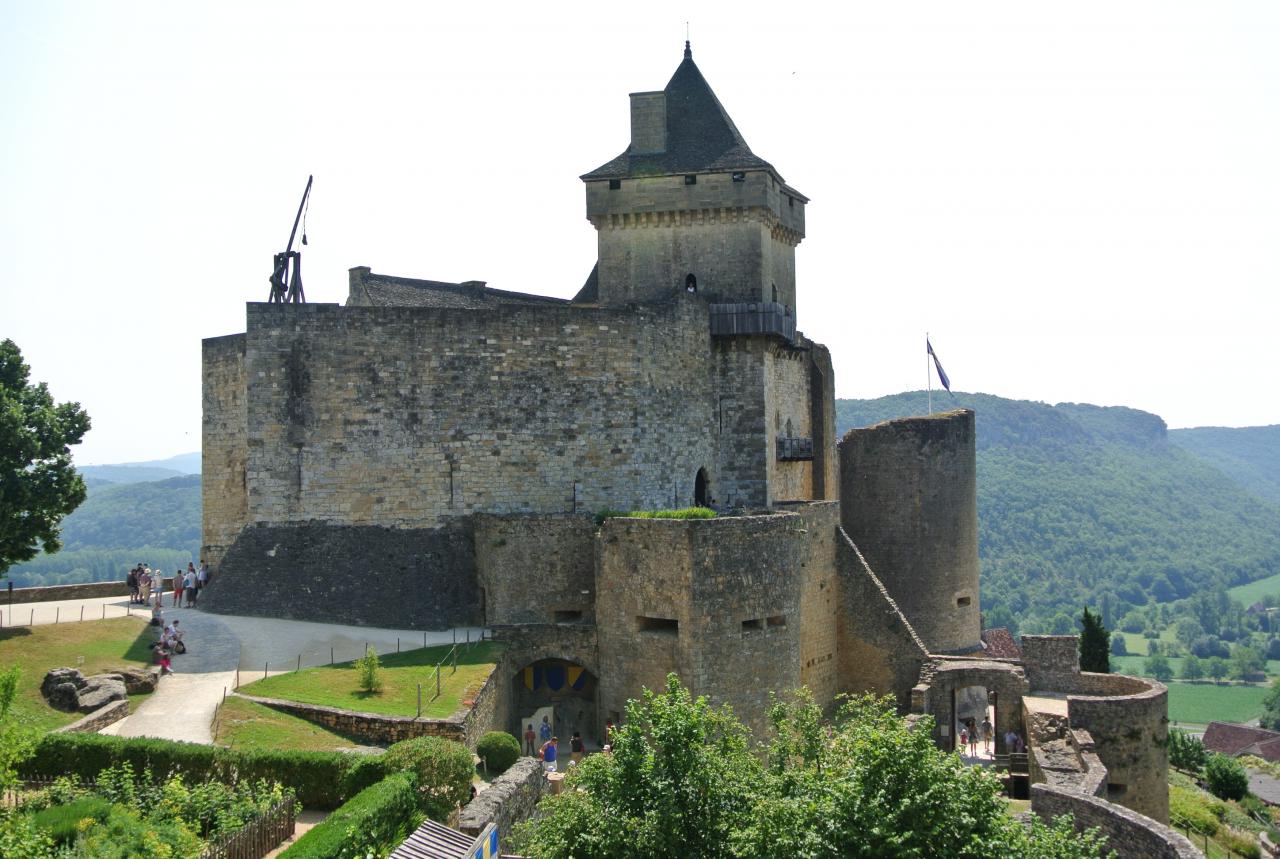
[{"x1": 838, "y1": 408, "x2": 981, "y2": 654}]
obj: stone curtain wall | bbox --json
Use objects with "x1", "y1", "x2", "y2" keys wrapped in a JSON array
[
  {"x1": 474, "y1": 514, "x2": 597, "y2": 626},
  {"x1": 796, "y1": 505, "x2": 840, "y2": 707},
  {"x1": 712, "y1": 338, "x2": 769, "y2": 508},
  {"x1": 458, "y1": 758, "x2": 547, "y2": 841},
  {"x1": 834, "y1": 527, "x2": 931, "y2": 712},
  {"x1": 201, "y1": 520, "x2": 479, "y2": 629},
  {"x1": 1022, "y1": 635, "x2": 1082, "y2": 690},
  {"x1": 239, "y1": 299, "x2": 717, "y2": 527},
  {"x1": 838, "y1": 409, "x2": 982, "y2": 654},
  {"x1": 1031, "y1": 784, "x2": 1202, "y2": 859},
  {"x1": 202, "y1": 334, "x2": 248, "y2": 570},
  {"x1": 596, "y1": 505, "x2": 839, "y2": 741}
]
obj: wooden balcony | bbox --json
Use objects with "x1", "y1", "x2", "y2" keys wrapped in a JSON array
[
  {"x1": 709, "y1": 302, "x2": 796, "y2": 343},
  {"x1": 776, "y1": 437, "x2": 814, "y2": 461}
]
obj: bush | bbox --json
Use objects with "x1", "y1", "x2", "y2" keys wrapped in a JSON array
[
  {"x1": 1110, "y1": 636, "x2": 1128, "y2": 656},
  {"x1": 355, "y1": 646, "x2": 382, "y2": 693},
  {"x1": 0, "y1": 811, "x2": 57, "y2": 859},
  {"x1": 1205, "y1": 754, "x2": 1251, "y2": 801},
  {"x1": 476, "y1": 731, "x2": 521, "y2": 773},
  {"x1": 21, "y1": 733, "x2": 385, "y2": 810},
  {"x1": 1219, "y1": 828, "x2": 1263, "y2": 859},
  {"x1": 382, "y1": 736, "x2": 475, "y2": 821},
  {"x1": 1170, "y1": 784, "x2": 1221, "y2": 836},
  {"x1": 279, "y1": 772, "x2": 420, "y2": 859},
  {"x1": 31, "y1": 795, "x2": 113, "y2": 844},
  {"x1": 1168, "y1": 729, "x2": 1207, "y2": 774}
]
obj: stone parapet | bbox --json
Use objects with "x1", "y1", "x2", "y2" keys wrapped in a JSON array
[
  {"x1": 54, "y1": 699, "x2": 130, "y2": 734},
  {"x1": 458, "y1": 758, "x2": 547, "y2": 839},
  {"x1": 1031, "y1": 783, "x2": 1202, "y2": 859}
]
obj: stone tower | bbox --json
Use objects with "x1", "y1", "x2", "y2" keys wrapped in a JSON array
[
  {"x1": 581, "y1": 41, "x2": 808, "y2": 312},
  {"x1": 838, "y1": 409, "x2": 983, "y2": 654},
  {"x1": 579, "y1": 42, "x2": 834, "y2": 509}
]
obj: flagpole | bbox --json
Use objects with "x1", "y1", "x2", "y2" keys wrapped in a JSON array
[{"x1": 926, "y1": 332, "x2": 932, "y2": 416}]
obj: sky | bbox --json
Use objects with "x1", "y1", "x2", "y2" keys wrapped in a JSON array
[{"x1": 2, "y1": 1, "x2": 1277, "y2": 464}]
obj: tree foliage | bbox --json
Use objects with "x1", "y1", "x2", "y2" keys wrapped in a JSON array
[
  {"x1": 0, "y1": 339, "x2": 90, "y2": 576},
  {"x1": 1167, "y1": 729, "x2": 1207, "y2": 774},
  {"x1": 1260, "y1": 678, "x2": 1280, "y2": 731},
  {"x1": 1204, "y1": 753, "x2": 1250, "y2": 801},
  {"x1": 1079, "y1": 607, "x2": 1110, "y2": 673},
  {"x1": 1143, "y1": 653, "x2": 1173, "y2": 682},
  {"x1": 513, "y1": 676, "x2": 1112, "y2": 859}
]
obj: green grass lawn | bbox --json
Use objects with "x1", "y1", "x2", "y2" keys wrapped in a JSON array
[
  {"x1": 0, "y1": 617, "x2": 157, "y2": 732},
  {"x1": 238, "y1": 641, "x2": 502, "y2": 718},
  {"x1": 212, "y1": 695, "x2": 362, "y2": 752},
  {"x1": 1165, "y1": 683, "x2": 1268, "y2": 728},
  {"x1": 1228, "y1": 571, "x2": 1280, "y2": 608}
]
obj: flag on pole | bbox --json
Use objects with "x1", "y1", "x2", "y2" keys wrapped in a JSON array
[{"x1": 927, "y1": 338, "x2": 951, "y2": 393}]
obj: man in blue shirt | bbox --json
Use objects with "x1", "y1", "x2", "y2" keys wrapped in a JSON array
[{"x1": 540, "y1": 737, "x2": 559, "y2": 773}]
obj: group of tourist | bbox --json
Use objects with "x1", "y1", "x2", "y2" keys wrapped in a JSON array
[
  {"x1": 126, "y1": 561, "x2": 209, "y2": 608},
  {"x1": 151, "y1": 619, "x2": 187, "y2": 675},
  {"x1": 958, "y1": 715, "x2": 995, "y2": 757},
  {"x1": 524, "y1": 715, "x2": 608, "y2": 774}
]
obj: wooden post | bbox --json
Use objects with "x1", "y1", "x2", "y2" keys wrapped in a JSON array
[
  {"x1": 330, "y1": 647, "x2": 334, "y2": 665},
  {"x1": 102, "y1": 605, "x2": 105, "y2": 620},
  {"x1": 30, "y1": 608, "x2": 34, "y2": 626},
  {"x1": 264, "y1": 661, "x2": 268, "y2": 680},
  {"x1": 417, "y1": 684, "x2": 422, "y2": 718},
  {"x1": 397, "y1": 638, "x2": 400, "y2": 653},
  {"x1": 55, "y1": 607, "x2": 59, "y2": 624},
  {"x1": 296, "y1": 654, "x2": 301, "y2": 672},
  {"x1": 80, "y1": 606, "x2": 84, "y2": 622}
]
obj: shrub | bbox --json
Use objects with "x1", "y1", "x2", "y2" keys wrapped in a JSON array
[
  {"x1": 279, "y1": 772, "x2": 420, "y2": 859},
  {"x1": 1205, "y1": 753, "x2": 1250, "y2": 801},
  {"x1": 1169, "y1": 784, "x2": 1221, "y2": 836},
  {"x1": 476, "y1": 731, "x2": 521, "y2": 773},
  {"x1": 0, "y1": 811, "x2": 57, "y2": 859},
  {"x1": 21, "y1": 733, "x2": 385, "y2": 810},
  {"x1": 1168, "y1": 729, "x2": 1207, "y2": 774},
  {"x1": 355, "y1": 646, "x2": 382, "y2": 693},
  {"x1": 31, "y1": 795, "x2": 113, "y2": 844},
  {"x1": 382, "y1": 736, "x2": 475, "y2": 821},
  {"x1": 1219, "y1": 828, "x2": 1263, "y2": 859}
]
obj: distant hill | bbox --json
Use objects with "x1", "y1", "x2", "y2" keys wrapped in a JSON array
[
  {"x1": 76, "y1": 451, "x2": 201, "y2": 485},
  {"x1": 1169, "y1": 425, "x2": 1280, "y2": 505},
  {"x1": 837, "y1": 392, "x2": 1280, "y2": 635},
  {"x1": 6, "y1": 473, "x2": 201, "y2": 587}
]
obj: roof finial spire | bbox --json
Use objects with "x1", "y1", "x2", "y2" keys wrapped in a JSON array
[{"x1": 684, "y1": 22, "x2": 691, "y2": 59}]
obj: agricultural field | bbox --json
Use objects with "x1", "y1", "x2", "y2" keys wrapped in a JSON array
[{"x1": 1228, "y1": 571, "x2": 1280, "y2": 609}]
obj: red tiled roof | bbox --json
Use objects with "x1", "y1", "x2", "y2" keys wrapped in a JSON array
[
  {"x1": 1248, "y1": 737, "x2": 1280, "y2": 763},
  {"x1": 981, "y1": 627, "x2": 1022, "y2": 660},
  {"x1": 1203, "y1": 721, "x2": 1280, "y2": 757}
]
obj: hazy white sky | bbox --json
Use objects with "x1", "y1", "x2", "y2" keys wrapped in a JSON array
[{"x1": 2, "y1": 1, "x2": 1277, "y2": 464}]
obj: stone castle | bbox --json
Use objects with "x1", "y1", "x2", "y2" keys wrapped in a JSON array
[{"x1": 201, "y1": 44, "x2": 1187, "y2": 853}]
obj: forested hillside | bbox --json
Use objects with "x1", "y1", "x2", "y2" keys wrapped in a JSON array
[
  {"x1": 6, "y1": 475, "x2": 201, "y2": 587},
  {"x1": 1169, "y1": 425, "x2": 1280, "y2": 505},
  {"x1": 837, "y1": 392, "x2": 1280, "y2": 635}
]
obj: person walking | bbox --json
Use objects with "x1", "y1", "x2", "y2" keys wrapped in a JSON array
[
  {"x1": 539, "y1": 715, "x2": 552, "y2": 744},
  {"x1": 172, "y1": 568, "x2": 184, "y2": 606},
  {"x1": 981, "y1": 715, "x2": 993, "y2": 754},
  {"x1": 570, "y1": 731, "x2": 584, "y2": 765},
  {"x1": 523, "y1": 724, "x2": 536, "y2": 756},
  {"x1": 539, "y1": 737, "x2": 559, "y2": 773}
]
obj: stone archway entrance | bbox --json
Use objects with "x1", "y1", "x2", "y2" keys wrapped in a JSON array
[
  {"x1": 512, "y1": 658, "x2": 599, "y2": 752},
  {"x1": 695, "y1": 467, "x2": 709, "y2": 507}
]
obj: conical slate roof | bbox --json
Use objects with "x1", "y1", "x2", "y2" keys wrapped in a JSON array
[{"x1": 581, "y1": 42, "x2": 780, "y2": 181}]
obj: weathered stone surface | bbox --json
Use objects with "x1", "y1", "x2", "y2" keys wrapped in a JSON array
[
  {"x1": 838, "y1": 410, "x2": 982, "y2": 654},
  {"x1": 46, "y1": 682, "x2": 81, "y2": 712},
  {"x1": 106, "y1": 667, "x2": 159, "y2": 695},
  {"x1": 201, "y1": 520, "x2": 479, "y2": 630},
  {"x1": 76, "y1": 676, "x2": 127, "y2": 713},
  {"x1": 1031, "y1": 784, "x2": 1200, "y2": 859},
  {"x1": 459, "y1": 758, "x2": 547, "y2": 838},
  {"x1": 55, "y1": 699, "x2": 130, "y2": 734},
  {"x1": 41, "y1": 668, "x2": 85, "y2": 699}
]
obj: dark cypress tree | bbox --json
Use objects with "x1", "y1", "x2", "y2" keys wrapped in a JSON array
[{"x1": 1079, "y1": 607, "x2": 1111, "y2": 673}]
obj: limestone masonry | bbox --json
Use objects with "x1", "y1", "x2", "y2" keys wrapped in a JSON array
[{"x1": 201, "y1": 43, "x2": 1177, "y2": 855}]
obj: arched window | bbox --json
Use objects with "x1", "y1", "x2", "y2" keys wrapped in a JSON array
[
  {"x1": 685, "y1": 273, "x2": 697, "y2": 293},
  {"x1": 694, "y1": 467, "x2": 709, "y2": 507}
]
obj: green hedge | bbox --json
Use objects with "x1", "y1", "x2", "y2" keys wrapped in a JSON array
[
  {"x1": 21, "y1": 733, "x2": 385, "y2": 810},
  {"x1": 278, "y1": 772, "x2": 421, "y2": 859},
  {"x1": 382, "y1": 736, "x2": 475, "y2": 821}
]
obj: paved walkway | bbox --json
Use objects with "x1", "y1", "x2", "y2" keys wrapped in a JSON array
[{"x1": 10, "y1": 591, "x2": 488, "y2": 744}]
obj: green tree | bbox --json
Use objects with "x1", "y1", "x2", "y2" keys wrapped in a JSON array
[
  {"x1": 355, "y1": 645, "x2": 382, "y2": 693},
  {"x1": 1078, "y1": 607, "x2": 1110, "y2": 673},
  {"x1": 0, "y1": 666, "x2": 36, "y2": 791},
  {"x1": 1144, "y1": 653, "x2": 1173, "y2": 682},
  {"x1": 1207, "y1": 656, "x2": 1229, "y2": 683},
  {"x1": 1181, "y1": 654, "x2": 1205, "y2": 680},
  {"x1": 1167, "y1": 729, "x2": 1207, "y2": 774},
  {"x1": 1204, "y1": 753, "x2": 1250, "y2": 801},
  {"x1": 1230, "y1": 644, "x2": 1265, "y2": 681},
  {"x1": 0, "y1": 339, "x2": 91, "y2": 576},
  {"x1": 1260, "y1": 678, "x2": 1280, "y2": 730},
  {"x1": 1109, "y1": 635, "x2": 1128, "y2": 656},
  {"x1": 514, "y1": 676, "x2": 1112, "y2": 859}
]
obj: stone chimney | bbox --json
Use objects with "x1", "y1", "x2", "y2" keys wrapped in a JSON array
[{"x1": 629, "y1": 91, "x2": 666, "y2": 154}]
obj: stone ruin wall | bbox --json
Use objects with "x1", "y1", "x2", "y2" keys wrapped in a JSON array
[
  {"x1": 236, "y1": 298, "x2": 718, "y2": 530},
  {"x1": 201, "y1": 333, "x2": 248, "y2": 569},
  {"x1": 838, "y1": 408, "x2": 982, "y2": 655}
]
